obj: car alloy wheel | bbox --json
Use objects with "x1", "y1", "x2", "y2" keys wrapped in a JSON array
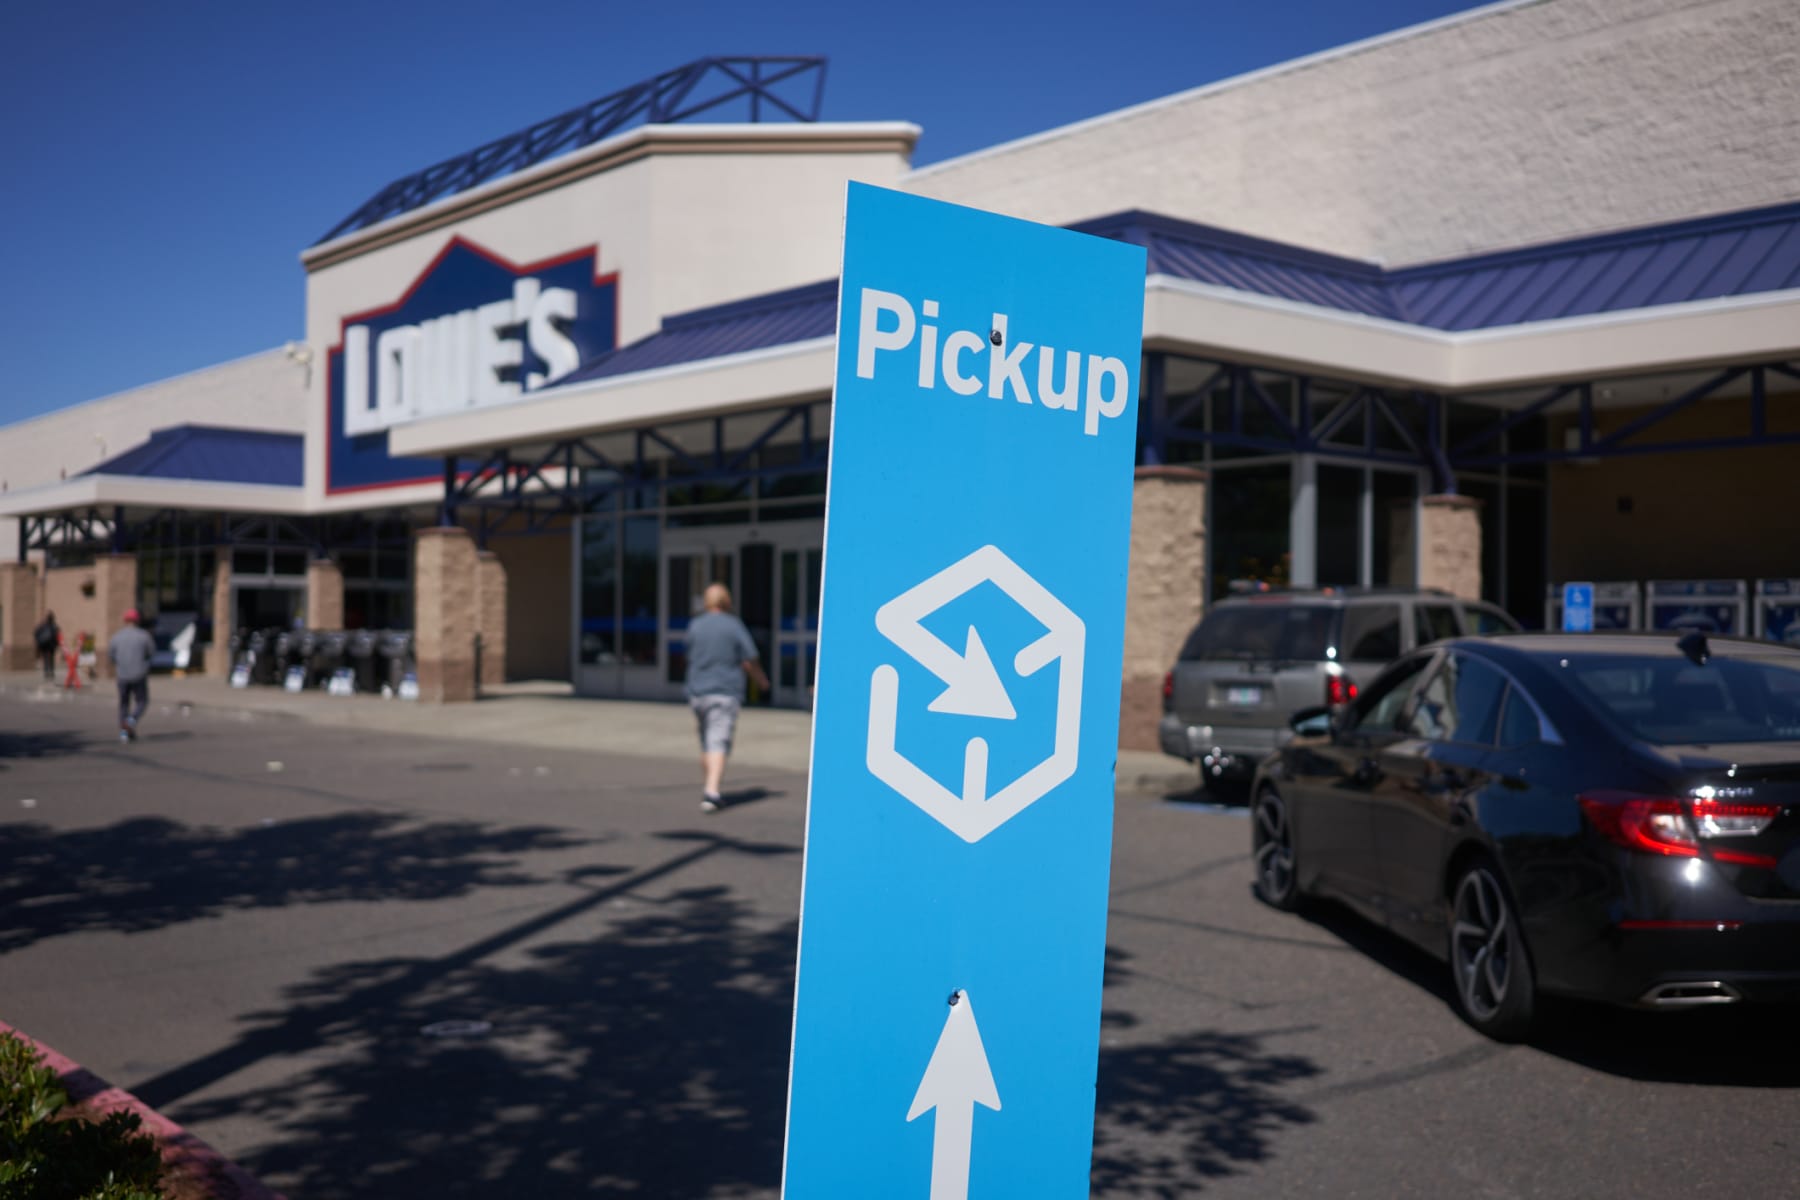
[
  {"x1": 1252, "y1": 788, "x2": 1300, "y2": 911},
  {"x1": 1449, "y1": 862, "x2": 1535, "y2": 1040}
]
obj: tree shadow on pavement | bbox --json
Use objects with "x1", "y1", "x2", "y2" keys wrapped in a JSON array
[
  {"x1": 1090, "y1": 945, "x2": 1321, "y2": 1198},
  {"x1": 0, "y1": 728, "x2": 88, "y2": 767},
  {"x1": 0, "y1": 813, "x2": 596, "y2": 953},
  {"x1": 158, "y1": 832, "x2": 803, "y2": 1199},
  {"x1": 144, "y1": 835, "x2": 1326, "y2": 1199}
]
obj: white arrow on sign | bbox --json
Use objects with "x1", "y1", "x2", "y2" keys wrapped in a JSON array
[
  {"x1": 869, "y1": 544, "x2": 1086, "y2": 843},
  {"x1": 907, "y1": 990, "x2": 1001, "y2": 1200}
]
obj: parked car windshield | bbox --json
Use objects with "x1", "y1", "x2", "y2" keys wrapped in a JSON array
[
  {"x1": 1179, "y1": 605, "x2": 1336, "y2": 662},
  {"x1": 1558, "y1": 653, "x2": 1800, "y2": 744}
]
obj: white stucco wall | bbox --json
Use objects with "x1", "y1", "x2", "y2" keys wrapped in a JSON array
[
  {"x1": 0, "y1": 348, "x2": 309, "y2": 559},
  {"x1": 301, "y1": 123, "x2": 915, "y2": 508},
  {"x1": 907, "y1": 0, "x2": 1800, "y2": 266}
]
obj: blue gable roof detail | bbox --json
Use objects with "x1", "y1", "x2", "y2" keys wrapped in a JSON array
[
  {"x1": 561, "y1": 279, "x2": 838, "y2": 385},
  {"x1": 84, "y1": 426, "x2": 303, "y2": 487},
  {"x1": 555, "y1": 202, "x2": 1800, "y2": 387}
]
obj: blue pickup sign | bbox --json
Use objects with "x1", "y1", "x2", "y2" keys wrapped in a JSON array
[{"x1": 780, "y1": 184, "x2": 1145, "y2": 1199}]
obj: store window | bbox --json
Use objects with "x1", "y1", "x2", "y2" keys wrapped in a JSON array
[
  {"x1": 620, "y1": 516, "x2": 658, "y2": 665},
  {"x1": 1211, "y1": 464, "x2": 1291, "y2": 599},
  {"x1": 1317, "y1": 463, "x2": 1361, "y2": 587},
  {"x1": 580, "y1": 516, "x2": 619, "y2": 665},
  {"x1": 1371, "y1": 469, "x2": 1418, "y2": 587}
]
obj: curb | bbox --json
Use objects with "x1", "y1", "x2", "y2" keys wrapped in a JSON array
[{"x1": 0, "y1": 1020, "x2": 285, "y2": 1200}]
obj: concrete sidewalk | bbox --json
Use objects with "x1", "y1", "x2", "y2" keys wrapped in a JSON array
[{"x1": 0, "y1": 671, "x2": 1199, "y2": 794}]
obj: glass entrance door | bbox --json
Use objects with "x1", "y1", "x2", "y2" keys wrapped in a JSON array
[
  {"x1": 773, "y1": 541, "x2": 822, "y2": 707},
  {"x1": 662, "y1": 535, "x2": 736, "y2": 696}
]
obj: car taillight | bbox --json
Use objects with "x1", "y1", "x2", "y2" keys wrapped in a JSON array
[
  {"x1": 1579, "y1": 792, "x2": 1697, "y2": 857},
  {"x1": 1579, "y1": 791, "x2": 1780, "y2": 866},
  {"x1": 1326, "y1": 674, "x2": 1358, "y2": 707},
  {"x1": 1692, "y1": 796, "x2": 1779, "y2": 838},
  {"x1": 1162, "y1": 670, "x2": 1173, "y2": 713}
]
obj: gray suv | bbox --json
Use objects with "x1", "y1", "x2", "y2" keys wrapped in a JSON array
[{"x1": 1158, "y1": 589, "x2": 1521, "y2": 785}]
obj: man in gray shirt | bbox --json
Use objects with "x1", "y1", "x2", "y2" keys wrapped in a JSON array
[
  {"x1": 685, "y1": 583, "x2": 770, "y2": 813},
  {"x1": 108, "y1": 609, "x2": 156, "y2": 742}
]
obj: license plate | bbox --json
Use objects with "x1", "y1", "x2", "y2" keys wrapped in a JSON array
[{"x1": 1226, "y1": 686, "x2": 1262, "y2": 706}]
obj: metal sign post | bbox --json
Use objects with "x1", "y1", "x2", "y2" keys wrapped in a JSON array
[{"x1": 781, "y1": 183, "x2": 1145, "y2": 1199}]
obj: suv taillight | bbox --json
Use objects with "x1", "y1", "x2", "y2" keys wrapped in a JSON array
[
  {"x1": 1162, "y1": 670, "x2": 1174, "y2": 713},
  {"x1": 1579, "y1": 791, "x2": 1780, "y2": 866},
  {"x1": 1326, "y1": 674, "x2": 1357, "y2": 707}
]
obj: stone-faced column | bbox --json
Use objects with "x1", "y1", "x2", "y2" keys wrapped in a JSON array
[
  {"x1": 1418, "y1": 494, "x2": 1483, "y2": 600},
  {"x1": 1120, "y1": 466, "x2": 1208, "y2": 751},
  {"x1": 475, "y1": 551, "x2": 508, "y2": 690},
  {"x1": 210, "y1": 555, "x2": 234, "y2": 678},
  {"x1": 92, "y1": 554, "x2": 139, "y2": 680},
  {"x1": 306, "y1": 558, "x2": 345, "y2": 630},
  {"x1": 413, "y1": 526, "x2": 479, "y2": 702},
  {"x1": 0, "y1": 561, "x2": 41, "y2": 672}
]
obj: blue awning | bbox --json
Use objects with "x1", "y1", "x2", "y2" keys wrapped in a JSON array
[{"x1": 83, "y1": 425, "x2": 303, "y2": 487}]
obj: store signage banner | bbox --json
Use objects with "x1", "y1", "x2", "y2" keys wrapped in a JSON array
[
  {"x1": 325, "y1": 238, "x2": 617, "y2": 493},
  {"x1": 782, "y1": 183, "x2": 1145, "y2": 1199}
]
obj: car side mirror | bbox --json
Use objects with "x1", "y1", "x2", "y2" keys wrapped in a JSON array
[{"x1": 1289, "y1": 705, "x2": 1333, "y2": 738}]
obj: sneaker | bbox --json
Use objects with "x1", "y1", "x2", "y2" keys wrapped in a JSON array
[{"x1": 700, "y1": 794, "x2": 722, "y2": 814}]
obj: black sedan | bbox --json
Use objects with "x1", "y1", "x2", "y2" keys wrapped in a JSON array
[{"x1": 1250, "y1": 632, "x2": 1800, "y2": 1040}]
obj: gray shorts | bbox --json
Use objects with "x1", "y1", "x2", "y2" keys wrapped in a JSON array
[{"x1": 690, "y1": 694, "x2": 741, "y2": 755}]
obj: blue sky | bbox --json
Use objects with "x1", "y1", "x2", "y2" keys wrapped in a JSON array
[{"x1": 0, "y1": 0, "x2": 1489, "y2": 426}]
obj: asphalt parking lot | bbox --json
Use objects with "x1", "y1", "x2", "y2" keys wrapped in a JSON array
[{"x1": 2, "y1": 692, "x2": 1796, "y2": 1198}]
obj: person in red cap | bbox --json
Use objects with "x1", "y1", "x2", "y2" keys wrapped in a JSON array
[{"x1": 108, "y1": 609, "x2": 155, "y2": 742}]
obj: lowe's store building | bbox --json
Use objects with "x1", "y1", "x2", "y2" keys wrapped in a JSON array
[{"x1": 2, "y1": 0, "x2": 1798, "y2": 745}]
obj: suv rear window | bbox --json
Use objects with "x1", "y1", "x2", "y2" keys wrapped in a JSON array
[
  {"x1": 1341, "y1": 603, "x2": 1404, "y2": 661},
  {"x1": 1179, "y1": 605, "x2": 1337, "y2": 662}
]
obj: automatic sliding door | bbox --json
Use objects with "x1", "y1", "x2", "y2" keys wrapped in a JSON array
[
  {"x1": 775, "y1": 543, "x2": 822, "y2": 707},
  {"x1": 664, "y1": 540, "x2": 736, "y2": 693}
]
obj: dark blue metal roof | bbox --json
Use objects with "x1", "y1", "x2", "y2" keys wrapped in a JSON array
[
  {"x1": 1072, "y1": 211, "x2": 1404, "y2": 320},
  {"x1": 562, "y1": 279, "x2": 838, "y2": 385},
  {"x1": 555, "y1": 202, "x2": 1800, "y2": 386},
  {"x1": 84, "y1": 426, "x2": 303, "y2": 487},
  {"x1": 1387, "y1": 202, "x2": 1800, "y2": 330}
]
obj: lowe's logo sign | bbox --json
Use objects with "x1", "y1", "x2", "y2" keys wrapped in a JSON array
[{"x1": 327, "y1": 238, "x2": 617, "y2": 493}]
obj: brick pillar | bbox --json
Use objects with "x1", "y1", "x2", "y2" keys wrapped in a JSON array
[
  {"x1": 306, "y1": 558, "x2": 344, "y2": 630},
  {"x1": 0, "y1": 561, "x2": 40, "y2": 671},
  {"x1": 413, "y1": 526, "x2": 479, "y2": 703},
  {"x1": 93, "y1": 554, "x2": 138, "y2": 680},
  {"x1": 475, "y1": 550, "x2": 507, "y2": 689},
  {"x1": 210, "y1": 556, "x2": 234, "y2": 679},
  {"x1": 1121, "y1": 466, "x2": 1208, "y2": 751},
  {"x1": 1418, "y1": 494, "x2": 1483, "y2": 600}
]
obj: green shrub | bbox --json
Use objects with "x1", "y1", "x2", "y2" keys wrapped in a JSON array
[{"x1": 0, "y1": 1032, "x2": 166, "y2": 1200}]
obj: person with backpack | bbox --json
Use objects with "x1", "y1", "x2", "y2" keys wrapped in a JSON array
[{"x1": 33, "y1": 612, "x2": 59, "y2": 680}]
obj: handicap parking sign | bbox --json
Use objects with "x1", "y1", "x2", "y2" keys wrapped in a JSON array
[
  {"x1": 1562, "y1": 582, "x2": 1595, "y2": 633},
  {"x1": 781, "y1": 184, "x2": 1145, "y2": 1199}
]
